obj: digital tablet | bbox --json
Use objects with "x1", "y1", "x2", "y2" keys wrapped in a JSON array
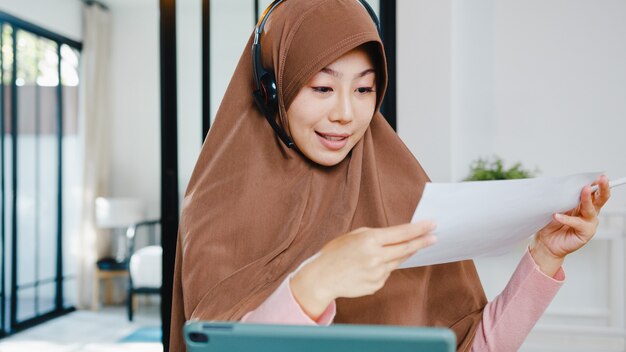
[{"x1": 184, "y1": 321, "x2": 455, "y2": 352}]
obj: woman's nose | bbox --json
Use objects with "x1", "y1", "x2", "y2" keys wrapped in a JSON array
[{"x1": 329, "y1": 90, "x2": 354, "y2": 124}]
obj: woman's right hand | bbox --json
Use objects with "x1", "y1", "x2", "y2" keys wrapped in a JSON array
[{"x1": 290, "y1": 221, "x2": 437, "y2": 320}]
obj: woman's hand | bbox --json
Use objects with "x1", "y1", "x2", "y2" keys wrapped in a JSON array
[
  {"x1": 290, "y1": 221, "x2": 437, "y2": 320},
  {"x1": 530, "y1": 175, "x2": 611, "y2": 276}
]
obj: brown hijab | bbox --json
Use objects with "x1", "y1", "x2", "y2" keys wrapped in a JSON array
[{"x1": 170, "y1": 0, "x2": 487, "y2": 351}]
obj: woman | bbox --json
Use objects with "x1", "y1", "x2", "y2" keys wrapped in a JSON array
[{"x1": 170, "y1": 1, "x2": 610, "y2": 351}]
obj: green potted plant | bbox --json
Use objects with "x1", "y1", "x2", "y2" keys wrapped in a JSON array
[{"x1": 464, "y1": 156, "x2": 538, "y2": 181}]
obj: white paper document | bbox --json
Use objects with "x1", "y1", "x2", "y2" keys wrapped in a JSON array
[{"x1": 399, "y1": 172, "x2": 602, "y2": 268}]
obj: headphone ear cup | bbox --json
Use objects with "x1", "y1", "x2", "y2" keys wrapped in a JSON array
[{"x1": 259, "y1": 71, "x2": 278, "y2": 112}]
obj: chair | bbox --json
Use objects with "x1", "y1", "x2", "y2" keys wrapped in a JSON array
[{"x1": 126, "y1": 219, "x2": 161, "y2": 321}]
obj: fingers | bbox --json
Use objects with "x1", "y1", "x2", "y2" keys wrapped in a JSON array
[
  {"x1": 553, "y1": 212, "x2": 596, "y2": 235},
  {"x1": 385, "y1": 254, "x2": 413, "y2": 272},
  {"x1": 592, "y1": 175, "x2": 611, "y2": 212},
  {"x1": 373, "y1": 221, "x2": 437, "y2": 246},
  {"x1": 381, "y1": 234, "x2": 437, "y2": 263},
  {"x1": 555, "y1": 181, "x2": 602, "y2": 238},
  {"x1": 560, "y1": 175, "x2": 609, "y2": 224},
  {"x1": 578, "y1": 185, "x2": 597, "y2": 220}
]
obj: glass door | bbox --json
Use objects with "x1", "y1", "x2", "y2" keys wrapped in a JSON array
[{"x1": 0, "y1": 15, "x2": 80, "y2": 335}]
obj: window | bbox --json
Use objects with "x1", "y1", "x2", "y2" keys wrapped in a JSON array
[{"x1": 0, "y1": 12, "x2": 81, "y2": 335}]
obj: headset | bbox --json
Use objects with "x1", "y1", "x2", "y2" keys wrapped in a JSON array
[{"x1": 252, "y1": 0, "x2": 381, "y2": 148}]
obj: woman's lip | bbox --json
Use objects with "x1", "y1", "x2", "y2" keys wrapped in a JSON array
[
  {"x1": 315, "y1": 131, "x2": 350, "y2": 150},
  {"x1": 316, "y1": 132, "x2": 350, "y2": 138}
]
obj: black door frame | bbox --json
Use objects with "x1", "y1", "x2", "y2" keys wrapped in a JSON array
[{"x1": 159, "y1": 0, "x2": 179, "y2": 350}]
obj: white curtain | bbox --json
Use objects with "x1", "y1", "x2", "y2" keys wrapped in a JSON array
[{"x1": 77, "y1": 3, "x2": 112, "y2": 309}]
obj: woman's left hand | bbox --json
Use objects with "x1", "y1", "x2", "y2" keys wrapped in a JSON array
[{"x1": 530, "y1": 175, "x2": 611, "y2": 276}]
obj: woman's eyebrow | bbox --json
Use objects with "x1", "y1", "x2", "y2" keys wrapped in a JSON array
[{"x1": 320, "y1": 67, "x2": 375, "y2": 79}]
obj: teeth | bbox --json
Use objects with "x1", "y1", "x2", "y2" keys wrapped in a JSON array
[{"x1": 324, "y1": 135, "x2": 345, "y2": 141}]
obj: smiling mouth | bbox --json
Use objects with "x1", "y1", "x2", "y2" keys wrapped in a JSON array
[{"x1": 315, "y1": 132, "x2": 350, "y2": 141}]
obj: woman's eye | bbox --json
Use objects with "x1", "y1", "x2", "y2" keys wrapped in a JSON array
[
  {"x1": 312, "y1": 87, "x2": 332, "y2": 93},
  {"x1": 357, "y1": 87, "x2": 375, "y2": 94}
]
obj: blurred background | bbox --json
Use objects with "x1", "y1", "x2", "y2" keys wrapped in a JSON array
[{"x1": 0, "y1": 0, "x2": 623, "y2": 351}]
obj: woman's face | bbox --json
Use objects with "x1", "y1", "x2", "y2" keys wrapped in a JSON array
[{"x1": 286, "y1": 46, "x2": 377, "y2": 166}]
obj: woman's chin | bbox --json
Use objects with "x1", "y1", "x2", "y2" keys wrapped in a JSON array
[{"x1": 307, "y1": 149, "x2": 348, "y2": 167}]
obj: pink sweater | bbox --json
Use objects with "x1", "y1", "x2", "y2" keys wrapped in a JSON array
[{"x1": 242, "y1": 248, "x2": 565, "y2": 351}]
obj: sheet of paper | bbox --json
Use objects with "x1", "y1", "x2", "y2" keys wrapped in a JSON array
[{"x1": 399, "y1": 172, "x2": 602, "y2": 269}]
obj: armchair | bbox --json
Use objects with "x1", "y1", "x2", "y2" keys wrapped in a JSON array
[{"x1": 126, "y1": 219, "x2": 161, "y2": 321}]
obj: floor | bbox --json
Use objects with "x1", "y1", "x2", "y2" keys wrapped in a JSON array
[{"x1": 0, "y1": 304, "x2": 162, "y2": 352}]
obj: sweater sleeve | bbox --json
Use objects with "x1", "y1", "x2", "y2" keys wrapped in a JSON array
[
  {"x1": 240, "y1": 275, "x2": 336, "y2": 325},
  {"x1": 471, "y1": 247, "x2": 566, "y2": 351}
]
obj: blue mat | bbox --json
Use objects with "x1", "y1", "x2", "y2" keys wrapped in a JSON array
[{"x1": 119, "y1": 326, "x2": 162, "y2": 343}]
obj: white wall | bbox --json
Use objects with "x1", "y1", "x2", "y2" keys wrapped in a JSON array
[
  {"x1": 491, "y1": 0, "x2": 626, "y2": 204},
  {"x1": 176, "y1": 0, "x2": 203, "y2": 201},
  {"x1": 397, "y1": 0, "x2": 454, "y2": 182},
  {"x1": 0, "y1": 0, "x2": 82, "y2": 42},
  {"x1": 105, "y1": 0, "x2": 161, "y2": 218},
  {"x1": 450, "y1": 0, "x2": 495, "y2": 181},
  {"x1": 398, "y1": 0, "x2": 626, "y2": 207},
  {"x1": 398, "y1": 0, "x2": 626, "y2": 349}
]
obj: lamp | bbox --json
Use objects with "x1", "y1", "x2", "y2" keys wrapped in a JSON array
[{"x1": 95, "y1": 197, "x2": 145, "y2": 265}]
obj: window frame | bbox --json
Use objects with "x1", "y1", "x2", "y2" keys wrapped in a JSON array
[{"x1": 0, "y1": 10, "x2": 82, "y2": 337}]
